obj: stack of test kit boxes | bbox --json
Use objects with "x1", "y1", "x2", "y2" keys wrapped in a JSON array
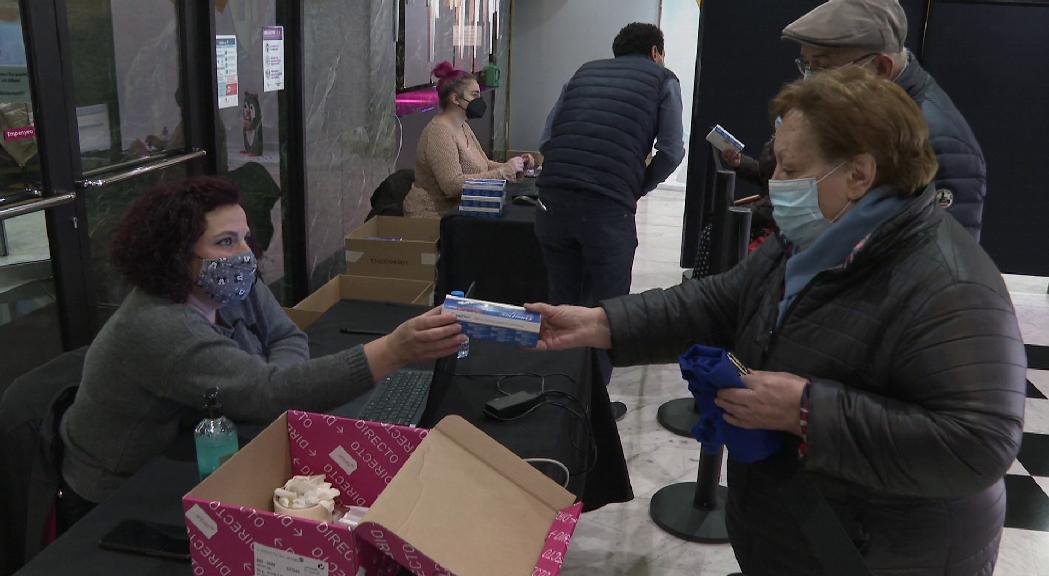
[
  {"x1": 443, "y1": 293, "x2": 541, "y2": 347},
  {"x1": 459, "y1": 178, "x2": 507, "y2": 218}
]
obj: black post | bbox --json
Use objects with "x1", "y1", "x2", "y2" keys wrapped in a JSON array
[
  {"x1": 657, "y1": 168, "x2": 740, "y2": 438},
  {"x1": 650, "y1": 205, "x2": 752, "y2": 544},
  {"x1": 693, "y1": 445, "x2": 722, "y2": 509},
  {"x1": 707, "y1": 169, "x2": 736, "y2": 273}
]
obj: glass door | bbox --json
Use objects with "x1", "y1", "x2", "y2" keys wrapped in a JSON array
[
  {"x1": 66, "y1": 0, "x2": 201, "y2": 319},
  {"x1": 0, "y1": 0, "x2": 83, "y2": 389},
  {"x1": 1, "y1": 0, "x2": 214, "y2": 390},
  {"x1": 0, "y1": 0, "x2": 307, "y2": 390}
]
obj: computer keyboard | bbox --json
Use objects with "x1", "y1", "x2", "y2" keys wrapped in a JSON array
[{"x1": 358, "y1": 369, "x2": 433, "y2": 426}]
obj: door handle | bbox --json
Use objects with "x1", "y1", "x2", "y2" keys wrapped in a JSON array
[
  {"x1": 0, "y1": 187, "x2": 42, "y2": 207},
  {"x1": 76, "y1": 149, "x2": 207, "y2": 189},
  {"x1": 0, "y1": 190, "x2": 76, "y2": 221}
]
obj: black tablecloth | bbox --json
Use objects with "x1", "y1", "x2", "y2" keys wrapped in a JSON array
[
  {"x1": 304, "y1": 299, "x2": 427, "y2": 361},
  {"x1": 436, "y1": 179, "x2": 548, "y2": 306},
  {"x1": 17, "y1": 299, "x2": 631, "y2": 574}
]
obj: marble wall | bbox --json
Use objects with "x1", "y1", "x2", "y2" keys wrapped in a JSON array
[{"x1": 302, "y1": 0, "x2": 398, "y2": 289}]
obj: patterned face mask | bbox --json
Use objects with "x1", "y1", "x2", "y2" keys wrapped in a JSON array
[{"x1": 195, "y1": 250, "x2": 257, "y2": 305}]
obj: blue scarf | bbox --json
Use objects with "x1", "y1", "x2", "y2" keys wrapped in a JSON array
[{"x1": 777, "y1": 186, "x2": 908, "y2": 326}]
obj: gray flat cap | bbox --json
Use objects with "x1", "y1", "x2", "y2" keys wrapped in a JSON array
[{"x1": 782, "y1": 0, "x2": 907, "y2": 53}]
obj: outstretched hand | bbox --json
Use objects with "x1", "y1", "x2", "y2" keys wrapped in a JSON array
[
  {"x1": 364, "y1": 307, "x2": 464, "y2": 383},
  {"x1": 387, "y1": 306, "x2": 465, "y2": 363},
  {"x1": 523, "y1": 303, "x2": 612, "y2": 351}
]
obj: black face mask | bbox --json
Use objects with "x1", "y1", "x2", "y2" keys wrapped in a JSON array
[{"x1": 461, "y1": 97, "x2": 487, "y2": 119}]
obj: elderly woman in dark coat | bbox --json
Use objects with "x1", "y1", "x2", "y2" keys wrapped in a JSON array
[{"x1": 527, "y1": 67, "x2": 1025, "y2": 576}]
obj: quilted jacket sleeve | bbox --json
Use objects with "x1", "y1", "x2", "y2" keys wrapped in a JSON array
[
  {"x1": 600, "y1": 240, "x2": 776, "y2": 367},
  {"x1": 805, "y1": 281, "x2": 1026, "y2": 499}
]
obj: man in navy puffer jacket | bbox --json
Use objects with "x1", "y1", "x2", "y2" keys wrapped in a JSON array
[{"x1": 728, "y1": 0, "x2": 987, "y2": 240}]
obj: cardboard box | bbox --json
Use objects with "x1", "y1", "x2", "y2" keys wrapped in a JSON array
[
  {"x1": 345, "y1": 216, "x2": 439, "y2": 281},
  {"x1": 183, "y1": 411, "x2": 583, "y2": 576},
  {"x1": 284, "y1": 274, "x2": 434, "y2": 330}
]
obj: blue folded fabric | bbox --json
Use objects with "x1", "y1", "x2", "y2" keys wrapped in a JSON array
[{"x1": 678, "y1": 345, "x2": 782, "y2": 463}]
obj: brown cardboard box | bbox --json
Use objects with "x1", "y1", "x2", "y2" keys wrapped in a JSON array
[
  {"x1": 345, "y1": 216, "x2": 440, "y2": 281},
  {"x1": 284, "y1": 274, "x2": 433, "y2": 330},
  {"x1": 182, "y1": 411, "x2": 582, "y2": 576}
]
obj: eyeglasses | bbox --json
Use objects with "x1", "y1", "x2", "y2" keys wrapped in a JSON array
[{"x1": 795, "y1": 53, "x2": 879, "y2": 77}]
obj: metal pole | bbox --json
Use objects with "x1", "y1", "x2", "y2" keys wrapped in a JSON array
[{"x1": 651, "y1": 207, "x2": 752, "y2": 544}]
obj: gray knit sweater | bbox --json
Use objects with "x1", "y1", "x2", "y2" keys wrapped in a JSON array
[{"x1": 60, "y1": 283, "x2": 374, "y2": 503}]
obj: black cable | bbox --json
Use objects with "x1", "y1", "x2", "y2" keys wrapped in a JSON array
[
  {"x1": 458, "y1": 371, "x2": 598, "y2": 478},
  {"x1": 455, "y1": 371, "x2": 571, "y2": 397},
  {"x1": 483, "y1": 393, "x2": 597, "y2": 477},
  {"x1": 496, "y1": 373, "x2": 546, "y2": 396}
]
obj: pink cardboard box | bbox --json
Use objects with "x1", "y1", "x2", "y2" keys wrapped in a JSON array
[{"x1": 182, "y1": 411, "x2": 583, "y2": 576}]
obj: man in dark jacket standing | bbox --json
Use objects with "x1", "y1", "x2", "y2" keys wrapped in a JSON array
[
  {"x1": 535, "y1": 22, "x2": 685, "y2": 419},
  {"x1": 536, "y1": 23, "x2": 685, "y2": 307},
  {"x1": 728, "y1": 0, "x2": 988, "y2": 240}
]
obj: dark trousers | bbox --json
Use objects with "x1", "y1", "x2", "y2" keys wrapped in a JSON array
[
  {"x1": 535, "y1": 201, "x2": 637, "y2": 386},
  {"x1": 534, "y1": 203, "x2": 637, "y2": 307}
]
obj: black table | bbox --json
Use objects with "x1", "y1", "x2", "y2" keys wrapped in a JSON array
[
  {"x1": 436, "y1": 179, "x2": 548, "y2": 306},
  {"x1": 16, "y1": 458, "x2": 197, "y2": 575},
  {"x1": 17, "y1": 299, "x2": 631, "y2": 574}
]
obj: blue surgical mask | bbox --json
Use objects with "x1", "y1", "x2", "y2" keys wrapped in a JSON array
[
  {"x1": 768, "y1": 161, "x2": 847, "y2": 249},
  {"x1": 196, "y1": 250, "x2": 257, "y2": 305}
]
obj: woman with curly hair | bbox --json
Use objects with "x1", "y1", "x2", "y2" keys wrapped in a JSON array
[
  {"x1": 402, "y1": 61, "x2": 534, "y2": 218},
  {"x1": 57, "y1": 177, "x2": 465, "y2": 528}
]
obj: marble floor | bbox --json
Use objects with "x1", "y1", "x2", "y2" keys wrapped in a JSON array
[{"x1": 557, "y1": 186, "x2": 1049, "y2": 576}]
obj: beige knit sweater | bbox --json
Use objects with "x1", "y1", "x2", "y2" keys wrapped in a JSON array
[{"x1": 403, "y1": 118, "x2": 516, "y2": 218}]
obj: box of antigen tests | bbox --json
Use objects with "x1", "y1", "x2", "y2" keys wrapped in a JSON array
[
  {"x1": 705, "y1": 124, "x2": 745, "y2": 153},
  {"x1": 442, "y1": 294, "x2": 541, "y2": 347}
]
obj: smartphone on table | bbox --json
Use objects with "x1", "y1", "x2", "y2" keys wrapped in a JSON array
[{"x1": 98, "y1": 518, "x2": 190, "y2": 561}]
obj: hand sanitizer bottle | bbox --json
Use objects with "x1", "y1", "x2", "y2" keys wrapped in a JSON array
[{"x1": 194, "y1": 387, "x2": 238, "y2": 479}]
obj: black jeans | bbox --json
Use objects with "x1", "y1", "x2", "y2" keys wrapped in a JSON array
[
  {"x1": 534, "y1": 203, "x2": 637, "y2": 307},
  {"x1": 535, "y1": 201, "x2": 637, "y2": 387}
]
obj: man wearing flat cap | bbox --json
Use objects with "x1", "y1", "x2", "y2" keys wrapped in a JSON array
[{"x1": 727, "y1": 0, "x2": 987, "y2": 240}]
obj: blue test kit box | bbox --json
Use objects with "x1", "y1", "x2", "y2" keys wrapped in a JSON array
[
  {"x1": 460, "y1": 179, "x2": 507, "y2": 218},
  {"x1": 442, "y1": 294, "x2": 541, "y2": 347}
]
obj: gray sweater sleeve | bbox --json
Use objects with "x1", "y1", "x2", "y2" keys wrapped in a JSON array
[
  {"x1": 253, "y1": 276, "x2": 312, "y2": 368},
  {"x1": 155, "y1": 291, "x2": 376, "y2": 424}
]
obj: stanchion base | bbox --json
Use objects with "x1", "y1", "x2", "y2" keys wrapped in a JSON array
[
  {"x1": 649, "y1": 482, "x2": 730, "y2": 543},
  {"x1": 657, "y1": 397, "x2": 699, "y2": 438}
]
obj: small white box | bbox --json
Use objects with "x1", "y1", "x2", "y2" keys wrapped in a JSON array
[{"x1": 705, "y1": 124, "x2": 745, "y2": 153}]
